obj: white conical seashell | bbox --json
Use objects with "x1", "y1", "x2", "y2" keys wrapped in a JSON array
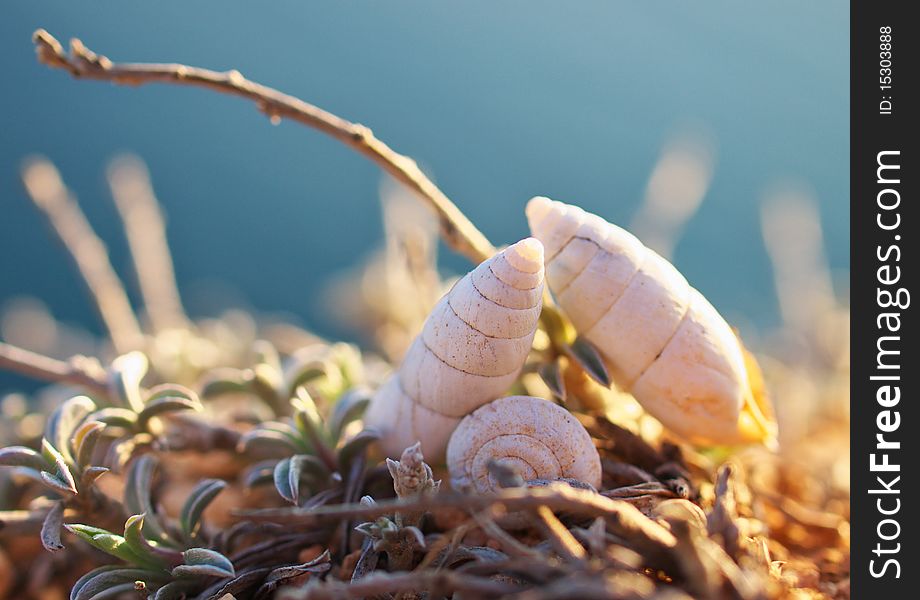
[
  {"x1": 365, "y1": 238, "x2": 545, "y2": 460},
  {"x1": 526, "y1": 196, "x2": 775, "y2": 446},
  {"x1": 446, "y1": 395, "x2": 602, "y2": 493}
]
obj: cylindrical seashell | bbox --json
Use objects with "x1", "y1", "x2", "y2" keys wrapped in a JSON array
[
  {"x1": 365, "y1": 239, "x2": 545, "y2": 460},
  {"x1": 447, "y1": 396, "x2": 602, "y2": 493},
  {"x1": 526, "y1": 196, "x2": 774, "y2": 446}
]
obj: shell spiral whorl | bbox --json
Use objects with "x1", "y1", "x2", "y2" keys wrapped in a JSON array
[
  {"x1": 526, "y1": 196, "x2": 774, "y2": 446},
  {"x1": 446, "y1": 395, "x2": 602, "y2": 493},
  {"x1": 364, "y1": 238, "x2": 545, "y2": 460}
]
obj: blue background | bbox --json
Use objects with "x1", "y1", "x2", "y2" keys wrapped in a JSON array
[{"x1": 1, "y1": 2, "x2": 848, "y2": 393}]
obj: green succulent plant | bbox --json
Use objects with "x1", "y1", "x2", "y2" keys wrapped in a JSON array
[
  {"x1": 240, "y1": 386, "x2": 378, "y2": 505},
  {"x1": 67, "y1": 517, "x2": 235, "y2": 600},
  {"x1": 354, "y1": 496, "x2": 426, "y2": 572},
  {"x1": 93, "y1": 352, "x2": 204, "y2": 467},
  {"x1": 201, "y1": 340, "x2": 364, "y2": 417},
  {"x1": 0, "y1": 395, "x2": 113, "y2": 550},
  {"x1": 65, "y1": 454, "x2": 232, "y2": 600}
]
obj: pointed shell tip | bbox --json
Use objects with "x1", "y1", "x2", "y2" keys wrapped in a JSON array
[
  {"x1": 525, "y1": 196, "x2": 554, "y2": 226},
  {"x1": 505, "y1": 237, "x2": 544, "y2": 272}
]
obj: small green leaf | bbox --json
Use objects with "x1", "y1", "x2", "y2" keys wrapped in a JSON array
[
  {"x1": 65, "y1": 523, "x2": 111, "y2": 537},
  {"x1": 122, "y1": 514, "x2": 168, "y2": 568},
  {"x1": 71, "y1": 565, "x2": 118, "y2": 600},
  {"x1": 65, "y1": 524, "x2": 150, "y2": 565},
  {"x1": 253, "y1": 361, "x2": 283, "y2": 395},
  {"x1": 242, "y1": 461, "x2": 278, "y2": 489},
  {"x1": 292, "y1": 388, "x2": 325, "y2": 440},
  {"x1": 282, "y1": 349, "x2": 331, "y2": 398},
  {"x1": 45, "y1": 395, "x2": 96, "y2": 465},
  {"x1": 123, "y1": 455, "x2": 154, "y2": 516},
  {"x1": 538, "y1": 360, "x2": 567, "y2": 402},
  {"x1": 248, "y1": 368, "x2": 285, "y2": 415},
  {"x1": 123, "y1": 455, "x2": 169, "y2": 545},
  {"x1": 179, "y1": 479, "x2": 226, "y2": 539},
  {"x1": 566, "y1": 336, "x2": 611, "y2": 387},
  {"x1": 293, "y1": 389, "x2": 337, "y2": 468},
  {"x1": 298, "y1": 454, "x2": 333, "y2": 482},
  {"x1": 174, "y1": 548, "x2": 235, "y2": 579},
  {"x1": 89, "y1": 407, "x2": 139, "y2": 429},
  {"x1": 71, "y1": 566, "x2": 166, "y2": 600},
  {"x1": 40, "y1": 471, "x2": 77, "y2": 496},
  {"x1": 200, "y1": 368, "x2": 250, "y2": 399},
  {"x1": 539, "y1": 303, "x2": 577, "y2": 351},
  {"x1": 122, "y1": 514, "x2": 183, "y2": 567},
  {"x1": 1, "y1": 467, "x2": 45, "y2": 486},
  {"x1": 40, "y1": 439, "x2": 77, "y2": 495},
  {"x1": 238, "y1": 426, "x2": 304, "y2": 455},
  {"x1": 41, "y1": 500, "x2": 65, "y2": 552},
  {"x1": 90, "y1": 582, "x2": 143, "y2": 600},
  {"x1": 145, "y1": 383, "x2": 199, "y2": 405},
  {"x1": 253, "y1": 339, "x2": 283, "y2": 377},
  {"x1": 337, "y1": 429, "x2": 380, "y2": 474},
  {"x1": 0, "y1": 446, "x2": 48, "y2": 471},
  {"x1": 137, "y1": 394, "x2": 202, "y2": 430},
  {"x1": 73, "y1": 420, "x2": 106, "y2": 471},
  {"x1": 108, "y1": 352, "x2": 149, "y2": 413},
  {"x1": 328, "y1": 388, "x2": 371, "y2": 442},
  {"x1": 273, "y1": 457, "x2": 298, "y2": 505},
  {"x1": 104, "y1": 433, "x2": 153, "y2": 471},
  {"x1": 271, "y1": 455, "x2": 329, "y2": 505},
  {"x1": 152, "y1": 580, "x2": 200, "y2": 600},
  {"x1": 81, "y1": 466, "x2": 110, "y2": 489}
]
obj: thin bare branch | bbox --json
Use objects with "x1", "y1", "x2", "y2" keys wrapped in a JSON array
[
  {"x1": 241, "y1": 483, "x2": 676, "y2": 551},
  {"x1": 107, "y1": 154, "x2": 189, "y2": 332},
  {"x1": 473, "y1": 510, "x2": 543, "y2": 559},
  {"x1": 0, "y1": 341, "x2": 108, "y2": 397},
  {"x1": 33, "y1": 29, "x2": 496, "y2": 265},
  {"x1": 20, "y1": 156, "x2": 144, "y2": 353}
]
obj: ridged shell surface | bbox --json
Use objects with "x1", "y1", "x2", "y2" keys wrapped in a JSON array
[
  {"x1": 365, "y1": 238, "x2": 545, "y2": 460},
  {"x1": 446, "y1": 395, "x2": 602, "y2": 493},
  {"x1": 526, "y1": 196, "x2": 760, "y2": 445}
]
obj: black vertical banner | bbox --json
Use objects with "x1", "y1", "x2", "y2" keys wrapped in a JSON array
[{"x1": 851, "y1": 2, "x2": 916, "y2": 596}]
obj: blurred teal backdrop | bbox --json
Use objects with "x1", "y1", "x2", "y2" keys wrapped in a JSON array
[{"x1": 0, "y1": 2, "x2": 848, "y2": 392}]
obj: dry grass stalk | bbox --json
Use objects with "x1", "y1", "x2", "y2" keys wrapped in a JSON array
[
  {"x1": 20, "y1": 157, "x2": 144, "y2": 353},
  {"x1": 106, "y1": 154, "x2": 190, "y2": 333}
]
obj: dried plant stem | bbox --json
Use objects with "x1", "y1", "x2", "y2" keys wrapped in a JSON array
[
  {"x1": 472, "y1": 510, "x2": 542, "y2": 559},
  {"x1": 32, "y1": 29, "x2": 496, "y2": 265},
  {"x1": 107, "y1": 154, "x2": 189, "y2": 333},
  {"x1": 0, "y1": 342, "x2": 108, "y2": 397},
  {"x1": 530, "y1": 505, "x2": 586, "y2": 563},
  {"x1": 20, "y1": 157, "x2": 144, "y2": 353},
  {"x1": 244, "y1": 483, "x2": 677, "y2": 553}
]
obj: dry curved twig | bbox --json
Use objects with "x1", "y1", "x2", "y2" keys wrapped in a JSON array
[
  {"x1": 0, "y1": 342, "x2": 108, "y2": 397},
  {"x1": 32, "y1": 29, "x2": 496, "y2": 266}
]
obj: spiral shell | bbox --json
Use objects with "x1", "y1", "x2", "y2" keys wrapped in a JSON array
[
  {"x1": 447, "y1": 396, "x2": 601, "y2": 493},
  {"x1": 526, "y1": 196, "x2": 774, "y2": 445},
  {"x1": 364, "y1": 238, "x2": 545, "y2": 460}
]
